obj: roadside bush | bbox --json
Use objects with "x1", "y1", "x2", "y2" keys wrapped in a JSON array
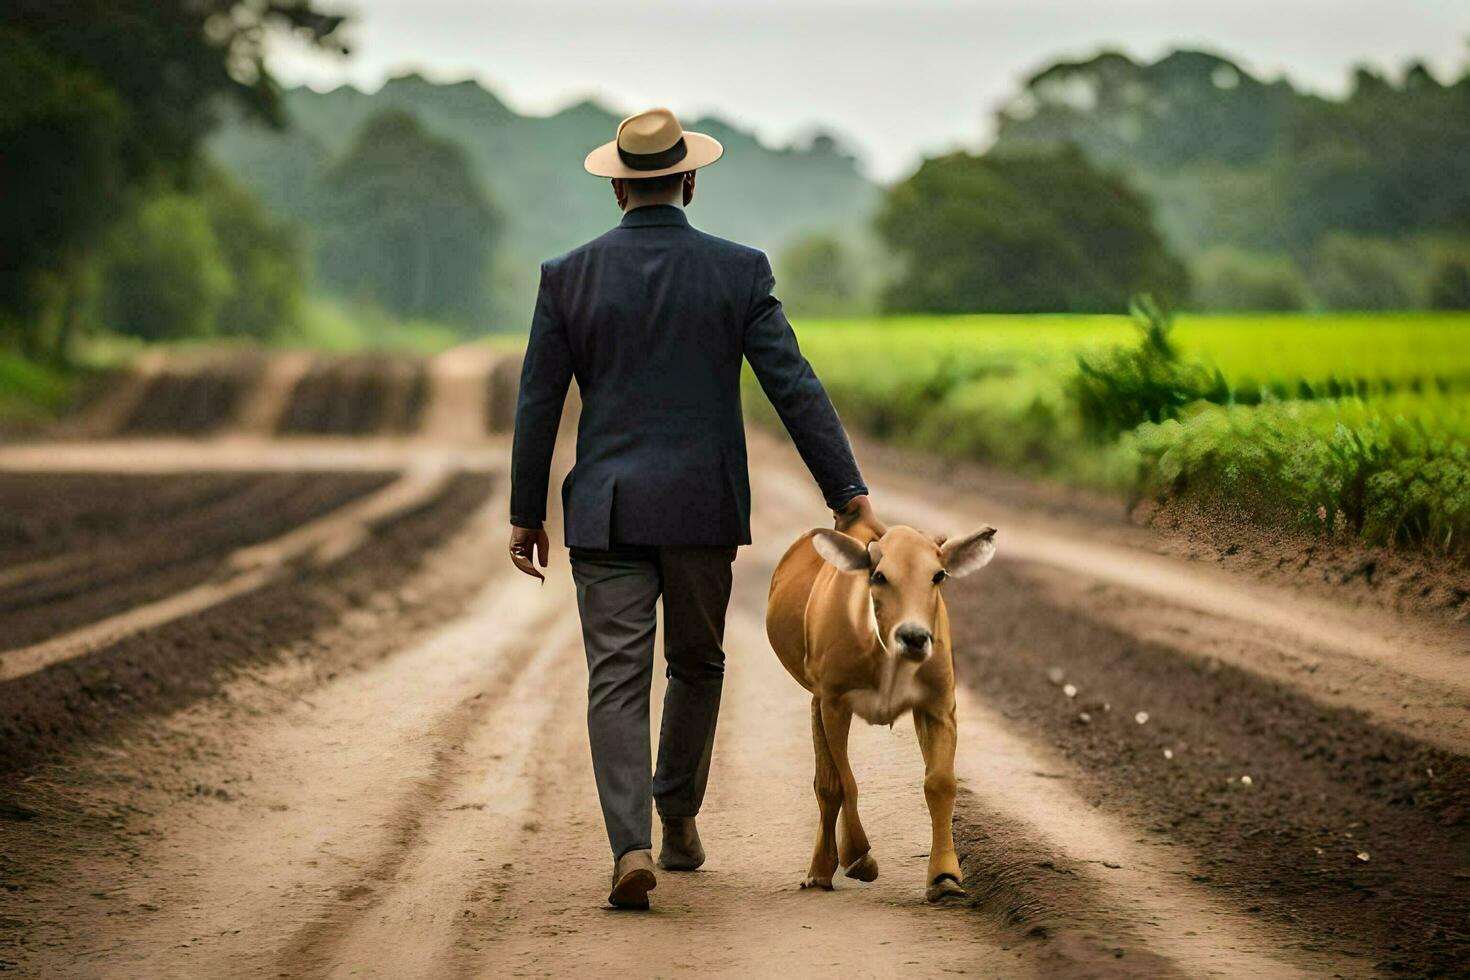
[
  {"x1": 1127, "y1": 395, "x2": 1470, "y2": 558},
  {"x1": 1190, "y1": 246, "x2": 1311, "y2": 311},
  {"x1": 1069, "y1": 295, "x2": 1227, "y2": 438},
  {"x1": 1309, "y1": 234, "x2": 1426, "y2": 310}
]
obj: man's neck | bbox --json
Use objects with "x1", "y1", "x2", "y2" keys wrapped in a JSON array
[{"x1": 624, "y1": 198, "x2": 682, "y2": 211}]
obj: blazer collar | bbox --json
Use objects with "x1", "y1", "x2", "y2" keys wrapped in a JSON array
[{"x1": 619, "y1": 204, "x2": 691, "y2": 229}]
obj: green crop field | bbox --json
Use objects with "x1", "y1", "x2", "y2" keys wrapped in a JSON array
[{"x1": 750, "y1": 312, "x2": 1470, "y2": 560}]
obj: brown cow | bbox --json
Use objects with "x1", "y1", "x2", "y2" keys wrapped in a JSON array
[{"x1": 767, "y1": 508, "x2": 996, "y2": 901}]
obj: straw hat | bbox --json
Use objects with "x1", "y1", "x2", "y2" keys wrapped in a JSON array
[{"x1": 584, "y1": 107, "x2": 724, "y2": 179}]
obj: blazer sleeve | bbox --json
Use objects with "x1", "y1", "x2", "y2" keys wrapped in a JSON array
[
  {"x1": 742, "y1": 252, "x2": 868, "y2": 511},
  {"x1": 509, "y1": 263, "x2": 573, "y2": 529}
]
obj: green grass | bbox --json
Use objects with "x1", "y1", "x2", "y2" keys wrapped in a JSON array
[
  {"x1": 0, "y1": 352, "x2": 80, "y2": 427},
  {"x1": 756, "y1": 312, "x2": 1470, "y2": 560},
  {"x1": 294, "y1": 296, "x2": 464, "y2": 354}
]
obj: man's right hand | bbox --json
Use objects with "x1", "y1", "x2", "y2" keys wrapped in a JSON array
[
  {"x1": 509, "y1": 525, "x2": 550, "y2": 581},
  {"x1": 833, "y1": 494, "x2": 879, "y2": 534}
]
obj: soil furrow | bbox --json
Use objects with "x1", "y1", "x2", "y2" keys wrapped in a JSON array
[
  {"x1": 0, "y1": 473, "x2": 493, "y2": 773},
  {"x1": 948, "y1": 557, "x2": 1470, "y2": 975},
  {"x1": 0, "y1": 472, "x2": 395, "y2": 648}
]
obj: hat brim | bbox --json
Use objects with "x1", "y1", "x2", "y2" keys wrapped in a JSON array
[{"x1": 583, "y1": 131, "x2": 724, "y2": 179}]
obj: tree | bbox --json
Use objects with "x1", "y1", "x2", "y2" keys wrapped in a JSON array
[
  {"x1": 1308, "y1": 235, "x2": 1425, "y2": 310},
  {"x1": 1428, "y1": 252, "x2": 1470, "y2": 310},
  {"x1": 996, "y1": 50, "x2": 1297, "y2": 171},
  {"x1": 876, "y1": 147, "x2": 1187, "y2": 313},
  {"x1": 0, "y1": 2, "x2": 345, "y2": 357},
  {"x1": 777, "y1": 233, "x2": 861, "y2": 317},
  {"x1": 993, "y1": 48, "x2": 1470, "y2": 265},
  {"x1": 0, "y1": 31, "x2": 126, "y2": 358},
  {"x1": 99, "y1": 195, "x2": 235, "y2": 341},
  {"x1": 202, "y1": 168, "x2": 306, "y2": 339},
  {"x1": 316, "y1": 111, "x2": 499, "y2": 326},
  {"x1": 1190, "y1": 247, "x2": 1310, "y2": 311}
]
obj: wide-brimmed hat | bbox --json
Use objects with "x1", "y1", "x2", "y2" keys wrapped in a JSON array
[{"x1": 584, "y1": 107, "x2": 724, "y2": 179}]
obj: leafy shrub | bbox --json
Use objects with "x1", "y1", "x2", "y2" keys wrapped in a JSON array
[
  {"x1": 1127, "y1": 396, "x2": 1470, "y2": 558},
  {"x1": 1069, "y1": 295, "x2": 1227, "y2": 438}
]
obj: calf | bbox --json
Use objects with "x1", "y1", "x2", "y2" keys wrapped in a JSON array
[{"x1": 766, "y1": 509, "x2": 996, "y2": 901}]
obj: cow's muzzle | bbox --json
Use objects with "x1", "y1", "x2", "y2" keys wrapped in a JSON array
[{"x1": 895, "y1": 624, "x2": 932, "y2": 661}]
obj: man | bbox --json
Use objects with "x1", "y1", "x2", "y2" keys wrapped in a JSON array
[{"x1": 508, "y1": 107, "x2": 872, "y2": 909}]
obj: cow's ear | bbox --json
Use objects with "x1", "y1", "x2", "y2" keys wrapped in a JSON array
[
  {"x1": 811, "y1": 529, "x2": 872, "y2": 573},
  {"x1": 940, "y1": 526, "x2": 997, "y2": 578}
]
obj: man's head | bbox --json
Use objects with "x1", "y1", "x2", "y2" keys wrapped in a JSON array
[
  {"x1": 612, "y1": 170, "x2": 696, "y2": 211},
  {"x1": 584, "y1": 107, "x2": 722, "y2": 211}
]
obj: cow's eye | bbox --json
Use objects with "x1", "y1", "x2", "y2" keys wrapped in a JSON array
[
  {"x1": 933, "y1": 569, "x2": 948, "y2": 585},
  {"x1": 871, "y1": 571, "x2": 887, "y2": 585}
]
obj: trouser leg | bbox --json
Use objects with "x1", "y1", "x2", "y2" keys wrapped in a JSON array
[
  {"x1": 570, "y1": 547, "x2": 661, "y2": 860},
  {"x1": 652, "y1": 546, "x2": 736, "y2": 819}
]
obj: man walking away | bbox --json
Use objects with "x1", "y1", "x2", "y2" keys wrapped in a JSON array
[{"x1": 508, "y1": 107, "x2": 873, "y2": 909}]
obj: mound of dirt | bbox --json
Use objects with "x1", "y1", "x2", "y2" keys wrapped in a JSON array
[
  {"x1": 119, "y1": 355, "x2": 267, "y2": 435},
  {"x1": 277, "y1": 355, "x2": 428, "y2": 436}
]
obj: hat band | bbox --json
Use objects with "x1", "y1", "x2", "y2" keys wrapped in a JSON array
[{"x1": 617, "y1": 136, "x2": 688, "y2": 172}]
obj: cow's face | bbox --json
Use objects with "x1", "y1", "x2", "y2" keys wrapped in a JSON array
[{"x1": 811, "y1": 524, "x2": 997, "y2": 661}]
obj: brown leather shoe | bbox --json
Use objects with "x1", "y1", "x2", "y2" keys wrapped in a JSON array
[
  {"x1": 608, "y1": 849, "x2": 657, "y2": 909},
  {"x1": 658, "y1": 816, "x2": 705, "y2": 871}
]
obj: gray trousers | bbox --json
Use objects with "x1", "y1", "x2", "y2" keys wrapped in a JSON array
[{"x1": 569, "y1": 544, "x2": 736, "y2": 860}]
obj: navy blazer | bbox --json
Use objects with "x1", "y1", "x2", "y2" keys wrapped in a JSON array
[{"x1": 510, "y1": 204, "x2": 867, "y2": 549}]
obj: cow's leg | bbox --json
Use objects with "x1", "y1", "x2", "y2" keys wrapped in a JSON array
[
  {"x1": 914, "y1": 704, "x2": 964, "y2": 901},
  {"x1": 820, "y1": 699, "x2": 878, "y2": 882},
  {"x1": 802, "y1": 695, "x2": 841, "y2": 890}
]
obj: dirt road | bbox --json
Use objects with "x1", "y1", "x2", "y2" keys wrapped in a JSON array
[{"x1": 1, "y1": 352, "x2": 1465, "y2": 977}]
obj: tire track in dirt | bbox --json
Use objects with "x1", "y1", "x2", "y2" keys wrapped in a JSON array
[{"x1": 270, "y1": 589, "x2": 582, "y2": 979}]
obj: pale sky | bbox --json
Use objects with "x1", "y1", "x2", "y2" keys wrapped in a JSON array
[{"x1": 267, "y1": 0, "x2": 1470, "y2": 180}]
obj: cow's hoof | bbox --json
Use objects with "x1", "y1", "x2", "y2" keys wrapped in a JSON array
[
  {"x1": 844, "y1": 852, "x2": 879, "y2": 882},
  {"x1": 925, "y1": 875, "x2": 965, "y2": 903},
  {"x1": 800, "y1": 876, "x2": 834, "y2": 891}
]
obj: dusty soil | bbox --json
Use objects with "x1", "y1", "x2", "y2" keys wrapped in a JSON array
[{"x1": 0, "y1": 353, "x2": 1465, "y2": 977}]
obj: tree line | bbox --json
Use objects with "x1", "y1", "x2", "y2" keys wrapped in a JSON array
[
  {"x1": 779, "y1": 47, "x2": 1470, "y2": 316},
  {"x1": 4, "y1": 7, "x2": 1467, "y2": 368}
]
